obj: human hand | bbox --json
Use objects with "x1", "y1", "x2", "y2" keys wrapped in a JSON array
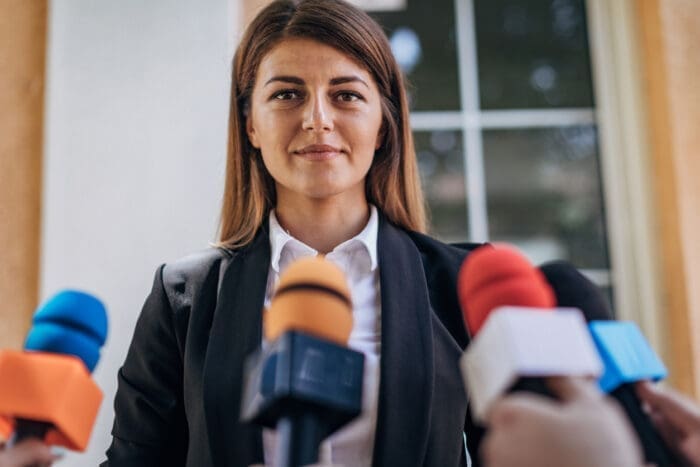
[
  {"x1": 0, "y1": 439, "x2": 57, "y2": 467},
  {"x1": 482, "y1": 377, "x2": 642, "y2": 467},
  {"x1": 637, "y1": 381, "x2": 700, "y2": 465}
]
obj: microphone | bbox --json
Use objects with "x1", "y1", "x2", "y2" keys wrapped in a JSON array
[
  {"x1": 540, "y1": 261, "x2": 682, "y2": 466},
  {"x1": 241, "y1": 256, "x2": 364, "y2": 467},
  {"x1": 0, "y1": 290, "x2": 107, "y2": 451},
  {"x1": 457, "y1": 244, "x2": 603, "y2": 422}
]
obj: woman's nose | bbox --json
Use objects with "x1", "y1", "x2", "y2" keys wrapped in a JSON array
[{"x1": 302, "y1": 94, "x2": 333, "y2": 132}]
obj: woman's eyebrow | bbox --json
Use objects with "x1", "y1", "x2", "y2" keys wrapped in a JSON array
[
  {"x1": 329, "y1": 76, "x2": 369, "y2": 88},
  {"x1": 264, "y1": 75, "x2": 304, "y2": 87},
  {"x1": 263, "y1": 75, "x2": 369, "y2": 89}
]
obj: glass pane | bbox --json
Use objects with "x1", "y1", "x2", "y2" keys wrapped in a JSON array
[
  {"x1": 483, "y1": 126, "x2": 609, "y2": 269},
  {"x1": 413, "y1": 130, "x2": 468, "y2": 242},
  {"x1": 600, "y1": 285, "x2": 615, "y2": 317},
  {"x1": 370, "y1": 0, "x2": 461, "y2": 111},
  {"x1": 474, "y1": 0, "x2": 594, "y2": 109}
]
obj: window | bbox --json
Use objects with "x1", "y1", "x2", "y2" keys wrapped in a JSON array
[{"x1": 371, "y1": 0, "x2": 612, "y2": 304}]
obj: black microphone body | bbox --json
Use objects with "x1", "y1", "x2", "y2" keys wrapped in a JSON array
[
  {"x1": 611, "y1": 385, "x2": 685, "y2": 466},
  {"x1": 540, "y1": 261, "x2": 685, "y2": 467},
  {"x1": 241, "y1": 331, "x2": 364, "y2": 467},
  {"x1": 508, "y1": 378, "x2": 555, "y2": 399}
]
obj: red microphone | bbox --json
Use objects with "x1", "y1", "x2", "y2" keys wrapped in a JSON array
[
  {"x1": 457, "y1": 244, "x2": 555, "y2": 335},
  {"x1": 457, "y1": 244, "x2": 602, "y2": 421}
]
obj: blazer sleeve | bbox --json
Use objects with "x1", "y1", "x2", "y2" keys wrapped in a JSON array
[{"x1": 102, "y1": 265, "x2": 188, "y2": 466}]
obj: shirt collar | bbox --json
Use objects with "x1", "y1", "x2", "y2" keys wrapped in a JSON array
[{"x1": 268, "y1": 205, "x2": 379, "y2": 274}]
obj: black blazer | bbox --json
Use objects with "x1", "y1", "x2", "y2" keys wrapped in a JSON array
[{"x1": 102, "y1": 215, "x2": 485, "y2": 467}]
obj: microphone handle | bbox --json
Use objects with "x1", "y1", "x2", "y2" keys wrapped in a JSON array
[
  {"x1": 610, "y1": 384, "x2": 687, "y2": 466},
  {"x1": 275, "y1": 413, "x2": 328, "y2": 467},
  {"x1": 10, "y1": 419, "x2": 52, "y2": 444},
  {"x1": 509, "y1": 377, "x2": 557, "y2": 399},
  {"x1": 8, "y1": 419, "x2": 53, "y2": 467}
]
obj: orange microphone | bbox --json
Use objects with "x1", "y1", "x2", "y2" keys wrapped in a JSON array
[
  {"x1": 0, "y1": 290, "x2": 107, "y2": 452},
  {"x1": 241, "y1": 256, "x2": 363, "y2": 467},
  {"x1": 264, "y1": 256, "x2": 353, "y2": 344}
]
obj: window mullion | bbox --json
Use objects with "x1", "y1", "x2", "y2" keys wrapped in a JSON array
[{"x1": 456, "y1": 0, "x2": 488, "y2": 242}]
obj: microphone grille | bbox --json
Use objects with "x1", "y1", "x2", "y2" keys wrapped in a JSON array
[
  {"x1": 539, "y1": 260, "x2": 613, "y2": 322},
  {"x1": 458, "y1": 244, "x2": 555, "y2": 336},
  {"x1": 265, "y1": 256, "x2": 353, "y2": 344},
  {"x1": 24, "y1": 290, "x2": 108, "y2": 372}
]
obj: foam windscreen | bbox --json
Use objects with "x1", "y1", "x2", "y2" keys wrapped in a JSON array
[
  {"x1": 458, "y1": 244, "x2": 555, "y2": 335},
  {"x1": 265, "y1": 256, "x2": 353, "y2": 345}
]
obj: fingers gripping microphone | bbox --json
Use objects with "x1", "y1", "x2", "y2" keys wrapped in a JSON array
[
  {"x1": 457, "y1": 245, "x2": 603, "y2": 421},
  {"x1": 540, "y1": 261, "x2": 681, "y2": 466},
  {"x1": 241, "y1": 257, "x2": 364, "y2": 467},
  {"x1": 0, "y1": 290, "x2": 108, "y2": 451}
]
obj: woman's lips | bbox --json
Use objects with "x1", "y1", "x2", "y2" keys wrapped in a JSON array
[{"x1": 294, "y1": 144, "x2": 343, "y2": 161}]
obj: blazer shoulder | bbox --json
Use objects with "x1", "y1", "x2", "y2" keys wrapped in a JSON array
[
  {"x1": 406, "y1": 230, "x2": 485, "y2": 267},
  {"x1": 161, "y1": 247, "x2": 234, "y2": 313},
  {"x1": 162, "y1": 247, "x2": 233, "y2": 283}
]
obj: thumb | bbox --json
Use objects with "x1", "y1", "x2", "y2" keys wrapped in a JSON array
[{"x1": 545, "y1": 376, "x2": 602, "y2": 403}]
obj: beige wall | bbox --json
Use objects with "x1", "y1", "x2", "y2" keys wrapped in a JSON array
[
  {"x1": 0, "y1": 1, "x2": 47, "y2": 349},
  {"x1": 637, "y1": 0, "x2": 700, "y2": 396}
]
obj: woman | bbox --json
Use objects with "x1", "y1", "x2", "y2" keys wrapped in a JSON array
[{"x1": 103, "y1": 1, "x2": 482, "y2": 466}]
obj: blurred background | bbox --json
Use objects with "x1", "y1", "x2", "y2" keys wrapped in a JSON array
[{"x1": 1, "y1": 0, "x2": 698, "y2": 465}]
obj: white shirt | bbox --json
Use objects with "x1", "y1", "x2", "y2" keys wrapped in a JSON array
[{"x1": 262, "y1": 206, "x2": 382, "y2": 467}]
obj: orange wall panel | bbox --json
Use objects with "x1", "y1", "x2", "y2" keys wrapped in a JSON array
[
  {"x1": 0, "y1": 0, "x2": 47, "y2": 349},
  {"x1": 637, "y1": 0, "x2": 700, "y2": 395}
]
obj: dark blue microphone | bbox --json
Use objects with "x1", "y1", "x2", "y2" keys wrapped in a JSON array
[{"x1": 241, "y1": 257, "x2": 364, "y2": 467}]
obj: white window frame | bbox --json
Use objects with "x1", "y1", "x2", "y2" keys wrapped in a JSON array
[
  {"x1": 411, "y1": 0, "x2": 662, "y2": 351},
  {"x1": 410, "y1": 1, "x2": 612, "y2": 281},
  {"x1": 586, "y1": 0, "x2": 664, "y2": 352}
]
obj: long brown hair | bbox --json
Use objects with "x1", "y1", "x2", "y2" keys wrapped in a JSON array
[{"x1": 218, "y1": 0, "x2": 426, "y2": 248}]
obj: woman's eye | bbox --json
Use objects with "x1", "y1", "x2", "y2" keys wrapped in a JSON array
[
  {"x1": 272, "y1": 90, "x2": 300, "y2": 100},
  {"x1": 336, "y1": 92, "x2": 362, "y2": 102}
]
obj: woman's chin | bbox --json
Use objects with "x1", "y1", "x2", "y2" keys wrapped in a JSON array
[
  {"x1": 294, "y1": 185, "x2": 363, "y2": 202},
  {"x1": 274, "y1": 175, "x2": 366, "y2": 203}
]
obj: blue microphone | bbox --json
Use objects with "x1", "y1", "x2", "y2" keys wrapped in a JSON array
[
  {"x1": 589, "y1": 321, "x2": 667, "y2": 393},
  {"x1": 0, "y1": 290, "x2": 108, "y2": 450},
  {"x1": 25, "y1": 290, "x2": 108, "y2": 372},
  {"x1": 540, "y1": 261, "x2": 682, "y2": 466}
]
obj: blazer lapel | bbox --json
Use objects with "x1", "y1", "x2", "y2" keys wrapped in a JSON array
[
  {"x1": 372, "y1": 218, "x2": 434, "y2": 466},
  {"x1": 202, "y1": 229, "x2": 269, "y2": 467},
  {"x1": 200, "y1": 219, "x2": 436, "y2": 466}
]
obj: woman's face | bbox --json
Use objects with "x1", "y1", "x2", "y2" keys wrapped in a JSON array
[{"x1": 246, "y1": 38, "x2": 383, "y2": 204}]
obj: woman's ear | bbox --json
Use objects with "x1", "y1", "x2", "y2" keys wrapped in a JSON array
[
  {"x1": 375, "y1": 120, "x2": 386, "y2": 150},
  {"x1": 246, "y1": 115, "x2": 260, "y2": 149}
]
